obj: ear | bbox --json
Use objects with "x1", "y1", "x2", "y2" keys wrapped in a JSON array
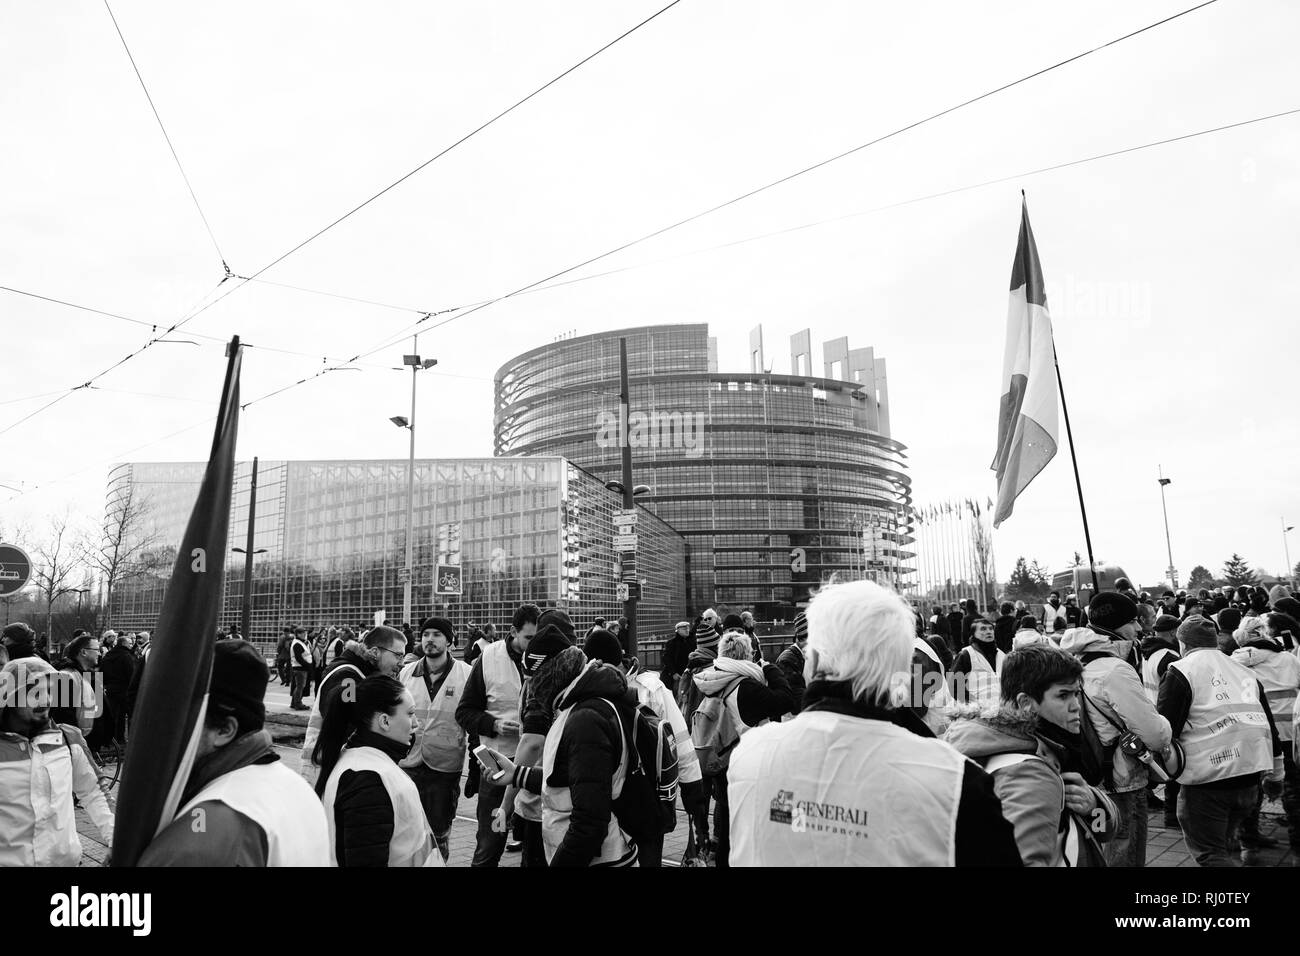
[{"x1": 1013, "y1": 692, "x2": 1038, "y2": 715}]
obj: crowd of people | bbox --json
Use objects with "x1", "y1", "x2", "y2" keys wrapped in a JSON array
[{"x1": 0, "y1": 575, "x2": 1296, "y2": 868}]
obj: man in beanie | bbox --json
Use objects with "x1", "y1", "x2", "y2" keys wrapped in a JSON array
[
  {"x1": 2, "y1": 621, "x2": 49, "y2": 663},
  {"x1": 1041, "y1": 592, "x2": 1068, "y2": 633},
  {"x1": 397, "y1": 617, "x2": 471, "y2": 862},
  {"x1": 140, "y1": 640, "x2": 328, "y2": 866},
  {"x1": 660, "y1": 621, "x2": 693, "y2": 694},
  {"x1": 775, "y1": 612, "x2": 809, "y2": 713},
  {"x1": 1060, "y1": 595, "x2": 1171, "y2": 868},
  {"x1": 1157, "y1": 616, "x2": 1285, "y2": 866},
  {"x1": 456, "y1": 602, "x2": 539, "y2": 865}
]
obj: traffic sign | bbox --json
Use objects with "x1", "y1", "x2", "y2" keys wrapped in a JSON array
[
  {"x1": 617, "y1": 582, "x2": 641, "y2": 602},
  {"x1": 0, "y1": 543, "x2": 31, "y2": 597},
  {"x1": 613, "y1": 533, "x2": 638, "y2": 551},
  {"x1": 435, "y1": 564, "x2": 462, "y2": 596},
  {"x1": 396, "y1": 567, "x2": 411, "y2": 584},
  {"x1": 613, "y1": 511, "x2": 638, "y2": 527},
  {"x1": 616, "y1": 583, "x2": 629, "y2": 601}
]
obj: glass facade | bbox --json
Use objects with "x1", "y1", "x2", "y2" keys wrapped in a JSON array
[
  {"x1": 108, "y1": 458, "x2": 687, "y2": 654},
  {"x1": 495, "y1": 325, "x2": 912, "y2": 616}
]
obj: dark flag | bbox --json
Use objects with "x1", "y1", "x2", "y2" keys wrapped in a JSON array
[{"x1": 110, "y1": 336, "x2": 243, "y2": 867}]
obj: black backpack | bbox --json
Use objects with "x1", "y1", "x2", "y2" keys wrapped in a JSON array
[
  {"x1": 1077, "y1": 690, "x2": 1119, "y2": 789},
  {"x1": 589, "y1": 697, "x2": 679, "y2": 848}
]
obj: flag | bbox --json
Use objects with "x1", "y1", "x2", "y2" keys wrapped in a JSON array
[
  {"x1": 111, "y1": 337, "x2": 243, "y2": 867},
  {"x1": 991, "y1": 199, "x2": 1059, "y2": 528}
]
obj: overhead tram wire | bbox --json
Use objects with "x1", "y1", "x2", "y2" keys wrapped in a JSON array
[{"x1": 103, "y1": 0, "x2": 229, "y2": 271}]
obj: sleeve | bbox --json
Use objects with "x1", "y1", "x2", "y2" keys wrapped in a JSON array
[
  {"x1": 1257, "y1": 679, "x2": 1284, "y2": 758},
  {"x1": 511, "y1": 764, "x2": 544, "y2": 794},
  {"x1": 138, "y1": 801, "x2": 268, "y2": 867},
  {"x1": 69, "y1": 740, "x2": 115, "y2": 845},
  {"x1": 126, "y1": 655, "x2": 145, "y2": 716},
  {"x1": 334, "y1": 769, "x2": 395, "y2": 868},
  {"x1": 954, "y1": 762, "x2": 1024, "y2": 867},
  {"x1": 1156, "y1": 667, "x2": 1193, "y2": 741},
  {"x1": 501, "y1": 732, "x2": 547, "y2": 809},
  {"x1": 550, "y1": 711, "x2": 618, "y2": 867},
  {"x1": 655, "y1": 683, "x2": 701, "y2": 785},
  {"x1": 990, "y1": 759, "x2": 1063, "y2": 867},
  {"x1": 1106, "y1": 664, "x2": 1171, "y2": 751},
  {"x1": 463, "y1": 643, "x2": 482, "y2": 666},
  {"x1": 454, "y1": 659, "x2": 498, "y2": 738},
  {"x1": 1155, "y1": 652, "x2": 1179, "y2": 682},
  {"x1": 735, "y1": 665, "x2": 796, "y2": 726}
]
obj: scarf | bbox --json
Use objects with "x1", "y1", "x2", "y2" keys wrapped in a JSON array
[
  {"x1": 179, "y1": 729, "x2": 277, "y2": 807},
  {"x1": 693, "y1": 656, "x2": 765, "y2": 696}
]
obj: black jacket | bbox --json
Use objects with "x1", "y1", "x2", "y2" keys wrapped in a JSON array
[
  {"x1": 774, "y1": 643, "x2": 807, "y2": 714},
  {"x1": 945, "y1": 612, "x2": 964, "y2": 647},
  {"x1": 99, "y1": 646, "x2": 137, "y2": 696},
  {"x1": 660, "y1": 633, "x2": 693, "y2": 690},
  {"x1": 734, "y1": 662, "x2": 797, "y2": 727},
  {"x1": 802, "y1": 680, "x2": 1023, "y2": 867},
  {"x1": 456, "y1": 641, "x2": 524, "y2": 738},
  {"x1": 331, "y1": 729, "x2": 413, "y2": 867},
  {"x1": 993, "y1": 615, "x2": 1017, "y2": 655}
]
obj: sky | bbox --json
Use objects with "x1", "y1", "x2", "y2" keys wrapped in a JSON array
[{"x1": 2, "y1": 0, "x2": 1298, "y2": 589}]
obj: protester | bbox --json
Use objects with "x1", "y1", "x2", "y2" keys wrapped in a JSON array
[
  {"x1": 660, "y1": 620, "x2": 693, "y2": 692},
  {"x1": 463, "y1": 623, "x2": 492, "y2": 666},
  {"x1": 1158, "y1": 615, "x2": 1284, "y2": 866},
  {"x1": 1041, "y1": 592, "x2": 1068, "y2": 632},
  {"x1": 1013, "y1": 615, "x2": 1050, "y2": 651},
  {"x1": 316, "y1": 674, "x2": 440, "y2": 867},
  {"x1": 944, "y1": 602, "x2": 964, "y2": 654},
  {"x1": 945, "y1": 644, "x2": 1117, "y2": 865},
  {"x1": 275, "y1": 627, "x2": 292, "y2": 686},
  {"x1": 140, "y1": 640, "x2": 328, "y2": 866},
  {"x1": 994, "y1": 601, "x2": 1017, "y2": 654},
  {"x1": 928, "y1": 604, "x2": 949, "y2": 643},
  {"x1": 727, "y1": 580, "x2": 1021, "y2": 865},
  {"x1": 774, "y1": 612, "x2": 809, "y2": 713},
  {"x1": 455, "y1": 602, "x2": 538, "y2": 866},
  {"x1": 398, "y1": 617, "x2": 471, "y2": 862},
  {"x1": 1141, "y1": 613, "x2": 1184, "y2": 829},
  {"x1": 1, "y1": 622, "x2": 49, "y2": 663},
  {"x1": 289, "y1": 625, "x2": 313, "y2": 711},
  {"x1": 99, "y1": 630, "x2": 137, "y2": 745},
  {"x1": 960, "y1": 599, "x2": 985, "y2": 648},
  {"x1": 911, "y1": 610, "x2": 952, "y2": 735},
  {"x1": 50, "y1": 632, "x2": 101, "y2": 742},
  {"x1": 0, "y1": 657, "x2": 114, "y2": 866},
  {"x1": 1061, "y1": 601, "x2": 1173, "y2": 868},
  {"x1": 1085, "y1": 591, "x2": 1144, "y2": 673},
  {"x1": 951, "y1": 619, "x2": 1005, "y2": 707}
]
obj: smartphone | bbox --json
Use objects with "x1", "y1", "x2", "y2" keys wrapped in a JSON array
[{"x1": 473, "y1": 744, "x2": 506, "y2": 781}]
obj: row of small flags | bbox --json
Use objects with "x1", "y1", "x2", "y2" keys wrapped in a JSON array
[{"x1": 911, "y1": 497, "x2": 995, "y2": 524}]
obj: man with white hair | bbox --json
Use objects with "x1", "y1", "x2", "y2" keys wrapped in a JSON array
[{"x1": 727, "y1": 580, "x2": 1023, "y2": 866}]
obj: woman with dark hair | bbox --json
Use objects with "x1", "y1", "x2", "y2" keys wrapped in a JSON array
[{"x1": 315, "y1": 674, "x2": 440, "y2": 867}]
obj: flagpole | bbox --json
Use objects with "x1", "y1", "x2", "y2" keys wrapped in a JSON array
[{"x1": 1053, "y1": 342, "x2": 1101, "y2": 595}]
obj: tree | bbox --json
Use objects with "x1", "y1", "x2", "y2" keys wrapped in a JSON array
[
  {"x1": 83, "y1": 485, "x2": 159, "y2": 630},
  {"x1": 1222, "y1": 554, "x2": 1258, "y2": 587},
  {"x1": 31, "y1": 513, "x2": 85, "y2": 657},
  {"x1": 1006, "y1": 557, "x2": 1049, "y2": 602},
  {"x1": 1186, "y1": 565, "x2": 1215, "y2": 590}
]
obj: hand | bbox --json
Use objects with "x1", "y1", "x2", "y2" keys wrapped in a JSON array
[
  {"x1": 491, "y1": 807, "x2": 512, "y2": 834},
  {"x1": 495, "y1": 718, "x2": 522, "y2": 737},
  {"x1": 1061, "y1": 772, "x2": 1097, "y2": 816},
  {"x1": 478, "y1": 747, "x2": 516, "y2": 782}
]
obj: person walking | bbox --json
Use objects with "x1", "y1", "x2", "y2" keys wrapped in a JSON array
[{"x1": 289, "y1": 626, "x2": 313, "y2": 711}]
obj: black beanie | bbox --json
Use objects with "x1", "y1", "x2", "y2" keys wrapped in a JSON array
[
  {"x1": 1154, "y1": 614, "x2": 1181, "y2": 634},
  {"x1": 524, "y1": 621, "x2": 574, "y2": 676},
  {"x1": 1088, "y1": 591, "x2": 1138, "y2": 631},
  {"x1": 537, "y1": 608, "x2": 576, "y2": 643},
  {"x1": 418, "y1": 617, "x2": 454, "y2": 641},
  {"x1": 722, "y1": 613, "x2": 746, "y2": 633},
  {"x1": 583, "y1": 628, "x2": 624, "y2": 667},
  {"x1": 209, "y1": 639, "x2": 268, "y2": 730}
]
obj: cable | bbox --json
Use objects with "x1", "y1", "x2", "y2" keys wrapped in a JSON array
[{"x1": 103, "y1": 0, "x2": 228, "y2": 270}]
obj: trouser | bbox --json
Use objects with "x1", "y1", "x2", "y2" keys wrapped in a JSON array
[
  {"x1": 471, "y1": 781, "x2": 508, "y2": 867},
  {"x1": 637, "y1": 829, "x2": 664, "y2": 868},
  {"x1": 405, "y1": 764, "x2": 461, "y2": 861},
  {"x1": 518, "y1": 817, "x2": 547, "y2": 868},
  {"x1": 276, "y1": 660, "x2": 289, "y2": 685},
  {"x1": 290, "y1": 668, "x2": 310, "y2": 707},
  {"x1": 1163, "y1": 779, "x2": 1181, "y2": 820},
  {"x1": 712, "y1": 772, "x2": 731, "y2": 869},
  {"x1": 1101, "y1": 788, "x2": 1148, "y2": 867},
  {"x1": 1178, "y1": 781, "x2": 1257, "y2": 867},
  {"x1": 1241, "y1": 749, "x2": 1300, "y2": 847}
]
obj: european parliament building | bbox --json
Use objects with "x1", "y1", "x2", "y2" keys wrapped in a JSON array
[
  {"x1": 107, "y1": 457, "x2": 687, "y2": 651},
  {"x1": 494, "y1": 324, "x2": 912, "y2": 617}
]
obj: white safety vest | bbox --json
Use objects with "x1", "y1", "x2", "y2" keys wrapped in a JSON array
[
  {"x1": 964, "y1": 643, "x2": 1005, "y2": 708},
  {"x1": 300, "y1": 662, "x2": 365, "y2": 783},
  {"x1": 290, "y1": 637, "x2": 311, "y2": 668},
  {"x1": 1041, "y1": 604, "x2": 1068, "y2": 630},
  {"x1": 1142, "y1": 646, "x2": 1179, "y2": 705},
  {"x1": 177, "y1": 760, "x2": 330, "y2": 866},
  {"x1": 541, "y1": 697, "x2": 636, "y2": 867},
  {"x1": 400, "y1": 657, "x2": 471, "y2": 772},
  {"x1": 632, "y1": 670, "x2": 702, "y2": 785},
  {"x1": 728, "y1": 710, "x2": 967, "y2": 866},
  {"x1": 479, "y1": 640, "x2": 522, "y2": 758},
  {"x1": 321, "y1": 745, "x2": 440, "y2": 867},
  {"x1": 912, "y1": 637, "x2": 952, "y2": 734},
  {"x1": 1231, "y1": 647, "x2": 1300, "y2": 743},
  {"x1": 1169, "y1": 650, "x2": 1273, "y2": 786}
]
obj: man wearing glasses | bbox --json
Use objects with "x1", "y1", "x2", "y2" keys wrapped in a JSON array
[{"x1": 51, "y1": 632, "x2": 102, "y2": 741}]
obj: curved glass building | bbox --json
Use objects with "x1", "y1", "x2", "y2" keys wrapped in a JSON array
[{"x1": 494, "y1": 324, "x2": 912, "y2": 616}]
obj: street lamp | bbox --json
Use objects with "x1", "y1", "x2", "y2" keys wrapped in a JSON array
[
  {"x1": 1283, "y1": 519, "x2": 1295, "y2": 589},
  {"x1": 1158, "y1": 466, "x2": 1177, "y2": 589},
  {"x1": 392, "y1": 337, "x2": 438, "y2": 628},
  {"x1": 72, "y1": 588, "x2": 89, "y2": 631},
  {"x1": 232, "y1": 546, "x2": 267, "y2": 640}
]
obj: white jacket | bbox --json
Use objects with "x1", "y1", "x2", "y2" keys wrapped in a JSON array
[{"x1": 632, "y1": 671, "x2": 702, "y2": 785}]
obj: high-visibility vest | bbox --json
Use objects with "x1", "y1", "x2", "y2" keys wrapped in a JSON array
[
  {"x1": 321, "y1": 745, "x2": 439, "y2": 867},
  {"x1": 728, "y1": 710, "x2": 966, "y2": 866},
  {"x1": 912, "y1": 637, "x2": 951, "y2": 734},
  {"x1": 1169, "y1": 650, "x2": 1273, "y2": 786},
  {"x1": 399, "y1": 657, "x2": 471, "y2": 772},
  {"x1": 290, "y1": 637, "x2": 311, "y2": 668},
  {"x1": 1142, "y1": 647, "x2": 1179, "y2": 705},
  {"x1": 480, "y1": 640, "x2": 522, "y2": 759},
  {"x1": 177, "y1": 761, "x2": 330, "y2": 866},
  {"x1": 299, "y1": 662, "x2": 365, "y2": 783},
  {"x1": 964, "y1": 643, "x2": 1005, "y2": 708},
  {"x1": 1231, "y1": 647, "x2": 1300, "y2": 743}
]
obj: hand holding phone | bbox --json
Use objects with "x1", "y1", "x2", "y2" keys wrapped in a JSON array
[{"x1": 473, "y1": 744, "x2": 507, "y2": 782}]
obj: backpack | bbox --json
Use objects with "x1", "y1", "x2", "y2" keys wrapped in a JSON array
[
  {"x1": 591, "y1": 697, "x2": 679, "y2": 848},
  {"x1": 690, "y1": 678, "x2": 743, "y2": 777},
  {"x1": 1077, "y1": 690, "x2": 1119, "y2": 790}
]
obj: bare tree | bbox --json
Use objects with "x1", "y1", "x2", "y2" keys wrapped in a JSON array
[
  {"x1": 83, "y1": 484, "x2": 160, "y2": 630},
  {"x1": 31, "y1": 512, "x2": 85, "y2": 657}
]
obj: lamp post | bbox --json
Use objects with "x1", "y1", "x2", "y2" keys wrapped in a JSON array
[
  {"x1": 392, "y1": 336, "x2": 438, "y2": 628},
  {"x1": 1158, "y1": 466, "x2": 1177, "y2": 589},
  {"x1": 232, "y1": 546, "x2": 267, "y2": 640},
  {"x1": 1284, "y1": 518, "x2": 1295, "y2": 589},
  {"x1": 72, "y1": 588, "x2": 89, "y2": 631}
]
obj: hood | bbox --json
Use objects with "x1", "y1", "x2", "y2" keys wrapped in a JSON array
[
  {"x1": 686, "y1": 646, "x2": 717, "y2": 668},
  {"x1": 556, "y1": 659, "x2": 632, "y2": 711},
  {"x1": 1059, "y1": 627, "x2": 1111, "y2": 657},
  {"x1": 1140, "y1": 633, "x2": 1178, "y2": 656},
  {"x1": 1231, "y1": 645, "x2": 1282, "y2": 668},
  {"x1": 693, "y1": 658, "x2": 763, "y2": 696},
  {"x1": 942, "y1": 705, "x2": 1040, "y2": 761}
]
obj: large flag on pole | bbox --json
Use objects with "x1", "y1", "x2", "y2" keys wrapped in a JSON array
[
  {"x1": 111, "y1": 336, "x2": 242, "y2": 867},
  {"x1": 991, "y1": 199, "x2": 1058, "y2": 528}
]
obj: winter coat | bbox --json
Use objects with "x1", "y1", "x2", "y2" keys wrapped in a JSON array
[
  {"x1": 774, "y1": 643, "x2": 807, "y2": 713},
  {"x1": 994, "y1": 615, "x2": 1018, "y2": 654},
  {"x1": 692, "y1": 658, "x2": 796, "y2": 730},
  {"x1": 944, "y1": 706, "x2": 1117, "y2": 866}
]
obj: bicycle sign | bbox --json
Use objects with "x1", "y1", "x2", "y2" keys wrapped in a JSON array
[{"x1": 435, "y1": 563, "x2": 462, "y2": 596}]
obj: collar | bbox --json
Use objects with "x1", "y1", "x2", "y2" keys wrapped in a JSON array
[
  {"x1": 180, "y1": 730, "x2": 277, "y2": 806},
  {"x1": 801, "y1": 679, "x2": 935, "y2": 738},
  {"x1": 349, "y1": 728, "x2": 411, "y2": 762}
]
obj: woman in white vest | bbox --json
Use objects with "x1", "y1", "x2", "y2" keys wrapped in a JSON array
[
  {"x1": 727, "y1": 580, "x2": 1024, "y2": 866},
  {"x1": 317, "y1": 674, "x2": 441, "y2": 867},
  {"x1": 952, "y1": 619, "x2": 1005, "y2": 708}
]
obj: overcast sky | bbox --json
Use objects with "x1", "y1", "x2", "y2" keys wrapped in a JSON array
[{"x1": 3, "y1": 0, "x2": 1297, "y2": 588}]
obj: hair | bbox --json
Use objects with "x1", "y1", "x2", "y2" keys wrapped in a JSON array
[
  {"x1": 363, "y1": 626, "x2": 404, "y2": 650},
  {"x1": 1136, "y1": 604, "x2": 1157, "y2": 628},
  {"x1": 805, "y1": 580, "x2": 912, "y2": 708},
  {"x1": 999, "y1": 602, "x2": 1014, "y2": 616},
  {"x1": 513, "y1": 603, "x2": 541, "y2": 631},
  {"x1": 1001, "y1": 644, "x2": 1082, "y2": 703},
  {"x1": 719, "y1": 632, "x2": 753, "y2": 661},
  {"x1": 313, "y1": 674, "x2": 406, "y2": 797},
  {"x1": 204, "y1": 699, "x2": 261, "y2": 738},
  {"x1": 66, "y1": 634, "x2": 95, "y2": 662},
  {"x1": 1019, "y1": 614, "x2": 1041, "y2": 631},
  {"x1": 1048, "y1": 590, "x2": 1060, "y2": 599},
  {"x1": 0, "y1": 645, "x2": 8, "y2": 668},
  {"x1": 1266, "y1": 612, "x2": 1299, "y2": 647},
  {"x1": 527, "y1": 646, "x2": 588, "y2": 717}
]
